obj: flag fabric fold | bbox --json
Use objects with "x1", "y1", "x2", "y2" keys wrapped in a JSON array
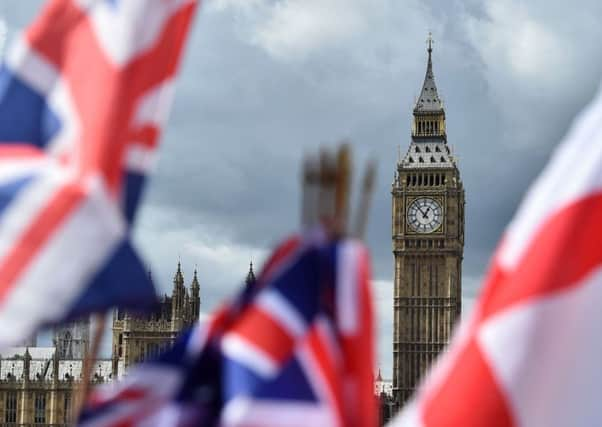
[
  {"x1": 79, "y1": 229, "x2": 377, "y2": 427},
  {"x1": 391, "y1": 84, "x2": 602, "y2": 426},
  {"x1": 0, "y1": 0, "x2": 198, "y2": 348}
]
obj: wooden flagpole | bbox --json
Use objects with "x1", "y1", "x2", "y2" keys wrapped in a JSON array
[
  {"x1": 334, "y1": 144, "x2": 351, "y2": 236},
  {"x1": 73, "y1": 312, "x2": 107, "y2": 421},
  {"x1": 353, "y1": 159, "x2": 376, "y2": 239}
]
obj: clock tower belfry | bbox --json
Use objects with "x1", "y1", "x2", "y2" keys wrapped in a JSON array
[{"x1": 391, "y1": 35, "x2": 465, "y2": 408}]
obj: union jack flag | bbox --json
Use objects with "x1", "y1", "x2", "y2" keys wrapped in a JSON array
[
  {"x1": 390, "y1": 82, "x2": 602, "y2": 424},
  {"x1": 0, "y1": 0, "x2": 198, "y2": 348},
  {"x1": 79, "y1": 229, "x2": 378, "y2": 427}
]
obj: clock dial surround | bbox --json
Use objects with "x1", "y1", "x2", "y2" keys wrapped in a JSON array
[{"x1": 407, "y1": 197, "x2": 443, "y2": 233}]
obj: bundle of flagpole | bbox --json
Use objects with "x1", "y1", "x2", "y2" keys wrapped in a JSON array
[{"x1": 301, "y1": 144, "x2": 376, "y2": 240}]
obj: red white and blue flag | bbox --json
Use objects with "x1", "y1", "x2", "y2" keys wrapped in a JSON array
[
  {"x1": 79, "y1": 229, "x2": 377, "y2": 427},
  {"x1": 0, "y1": 0, "x2": 198, "y2": 348},
  {"x1": 391, "y1": 84, "x2": 602, "y2": 426}
]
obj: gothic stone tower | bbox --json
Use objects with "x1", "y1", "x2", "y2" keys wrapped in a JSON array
[
  {"x1": 112, "y1": 263, "x2": 201, "y2": 375},
  {"x1": 391, "y1": 36, "x2": 465, "y2": 407}
]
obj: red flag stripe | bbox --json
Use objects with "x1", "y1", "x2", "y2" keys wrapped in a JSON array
[
  {"x1": 306, "y1": 326, "x2": 345, "y2": 426},
  {"x1": 229, "y1": 306, "x2": 295, "y2": 364},
  {"x1": 0, "y1": 146, "x2": 45, "y2": 159},
  {"x1": 421, "y1": 338, "x2": 514, "y2": 427},
  {"x1": 481, "y1": 192, "x2": 602, "y2": 321},
  {"x1": 0, "y1": 180, "x2": 84, "y2": 303},
  {"x1": 258, "y1": 235, "x2": 303, "y2": 286},
  {"x1": 25, "y1": 0, "x2": 86, "y2": 71}
]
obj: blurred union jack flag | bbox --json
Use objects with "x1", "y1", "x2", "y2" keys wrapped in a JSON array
[
  {"x1": 0, "y1": 0, "x2": 198, "y2": 348},
  {"x1": 79, "y1": 230, "x2": 377, "y2": 427}
]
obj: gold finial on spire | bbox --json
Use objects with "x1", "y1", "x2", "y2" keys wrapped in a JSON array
[{"x1": 427, "y1": 31, "x2": 434, "y2": 54}]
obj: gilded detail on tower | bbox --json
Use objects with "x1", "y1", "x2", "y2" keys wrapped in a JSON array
[{"x1": 391, "y1": 35, "x2": 465, "y2": 408}]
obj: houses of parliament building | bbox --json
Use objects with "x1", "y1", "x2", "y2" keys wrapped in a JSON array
[{"x1": 0, "y1": 262, "x2": 253, "y2": 426}]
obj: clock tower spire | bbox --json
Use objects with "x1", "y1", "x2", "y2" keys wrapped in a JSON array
[{"x1": 391, "y1": 35, "x2": 465, "y2": 410}]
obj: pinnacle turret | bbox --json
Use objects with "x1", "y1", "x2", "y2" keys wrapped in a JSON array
[
  {"x1": 245, "y1": 261, "x2": 256, "y2": 288},
  {"x1": 191, "y1": 268, "x2": 200, "y2": 291},
  {"x1": 190, "y1": 268, "x2": 201, "y2": 321},
  {"x1": 174, "y1": 261, "x2": 184, "y2": 287}
]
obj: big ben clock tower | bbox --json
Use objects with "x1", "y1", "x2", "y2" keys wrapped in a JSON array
[{"x1": 391, "y1": 35, "x2": 465, "y2": 408}]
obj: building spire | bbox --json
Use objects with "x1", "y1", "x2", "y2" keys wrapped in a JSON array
[
  {"x1": 245, "y1": 261, "x2": 256, "y2": 288},
  {"x1": 174, "y1": 260, "x2": 184, "y2": 285},
  {"x1": 427, "y1": 31, "x2": 433, "y2": 56},
  {"x1": 189, "y1": 267, "x2": 201, "y2": 321},
  {"x1": 414, "y1": 32, "x2": 443, "y2": 113},
  {"x1": 191, "y1": 268, "x2": 200, "y2": 290}
]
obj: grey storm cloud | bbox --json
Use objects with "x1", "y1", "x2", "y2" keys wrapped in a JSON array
[{"x1": 2, "y1": 0, "x2": 602, "y2": 376}]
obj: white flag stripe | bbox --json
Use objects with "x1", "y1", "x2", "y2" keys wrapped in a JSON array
[
  {"x1": 89, "y1": 0, "x2": 195, "y2": 66},
  {"x1": 391, "y1": 400, "x2": 423, "y2": 427},
  {"x1": 336, "y1": 240, "x2": 361, "y2": 334},
  {"x1": 7, "y1": 36, "x2": 58, "y2": 96},
  {"x1": 222, "y1": 397, "x2": 336, "y2": 427},
  {"x1": 0, "y1": 176, "x2": 124, "y2": 347},
  {"x1": 133, "y1": 79, "x2": 176, "y2": 128},
  {"x1": 296, "y1": 327, "x2": 342, "y2": 427},
  {"x1": 91, "y1": 365, "x2": 183, "y2": 403},
  {"x1": 256, "y1": 290, "x2": 306, "y2": 338},
  {"x1": 45, "y1": 80, "x2": 81, "y2": 162},
  {"x1": 0, "y1": 167, "x2": 69, "y2": 264},
  {"x1": 82, "y1": 367, "x2": 184, "y2": 427},
  {"x1": 478, "y1": 266, "x2": 602, "y2": 427},
  {"x1": 0, "y1": 158, "x2": 46, "y2": 182},
  {"x1": 125, "y1": 143, "x2": 157, "y2": 174},
  {"x1": 222, "y1": 333, "x2": 278, "y2": 378}
]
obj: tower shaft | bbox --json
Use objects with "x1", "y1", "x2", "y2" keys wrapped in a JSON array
[{"x1": 391, "y1": 37, "x2": 464, "y2": 409}]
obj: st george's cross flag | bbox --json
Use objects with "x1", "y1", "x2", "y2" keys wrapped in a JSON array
[
  {"x1": 390, "y1": 83, "x2": 602, "y2": 426},
  {"x1": 79, "y1": 229, "x2": 377, "y2": 427},
  {"x1": 0, "y1": 0, "x2": 198, "y2": 348}
]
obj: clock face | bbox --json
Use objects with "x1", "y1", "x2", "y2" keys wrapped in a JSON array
[{"x1": 407, "y1": 197, "x2": 443, "y2": 233}]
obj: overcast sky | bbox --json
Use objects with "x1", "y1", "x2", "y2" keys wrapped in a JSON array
[{"x1": 3, "y1": 0, "x2": 602, "y2": 377}]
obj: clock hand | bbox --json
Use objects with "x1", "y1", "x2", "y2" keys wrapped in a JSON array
[{"x1": 422, "y1": 207, "x2": 431, "y2": 219}]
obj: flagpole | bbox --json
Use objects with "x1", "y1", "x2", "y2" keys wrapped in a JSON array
[
  {"x1": 74, "y1": 312, "x2": 107, "y2": 421},
  {"x1": 354, "y1": 159, "x2": 376, "y2": 239},
  {"x1": 335, "y1": 144, "x2": 351, "y2": 235}
]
